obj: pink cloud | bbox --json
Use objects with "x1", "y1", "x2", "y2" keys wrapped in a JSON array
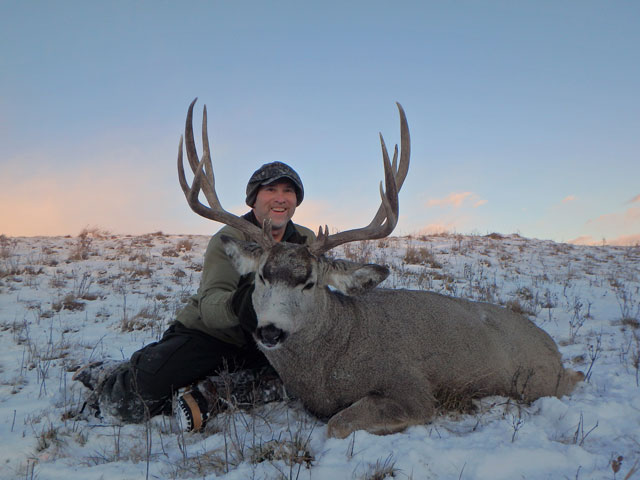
[
  {"x1": 608, "y1": 233, "x2": 640, "y2": 246},
  {"x1": 570, "y1": 234, "x2": 640, "y2": 247},
  {"x1": 0, "y1": 173, "x2": 136, "y2": 236},
  {"x1": 291, "y1": 199, "x2": 367, "y2": 234},
  {"x1": 562, "y1": 195, "x2": 576, "y2": 203},
  {"x1": 628, "y1": 194, "x2": 640, "y2": 204},
  {"x1": 416, "y1": 222, "x2": 459, "y2": 235},
  {"x1": 426, "y1": 192, "x2": 486, "y2": 209},
  {"x1": 568, "y1": 236, "x2": 598, "y2": 246},
  {"x1": 0, "y1": 155, "x2": 174, "y2": 236},
  {"x1": 587, "y1": 206, "x2": 640, "y2": 228}
]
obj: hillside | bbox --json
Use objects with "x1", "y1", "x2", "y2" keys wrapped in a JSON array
[{"x1": 0, "y1": 232, "x2": 639, "y2": 479}]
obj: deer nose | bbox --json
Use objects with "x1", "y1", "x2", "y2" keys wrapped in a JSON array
[{"x1": 256, "y1": 324, "x2": 288, "y2": 348}]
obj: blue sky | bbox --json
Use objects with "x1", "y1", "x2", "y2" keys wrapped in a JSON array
[{"x1": 1, "y1": 1, "x2": 639, "y2": 244}]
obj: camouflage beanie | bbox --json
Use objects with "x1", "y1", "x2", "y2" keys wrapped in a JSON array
[{"x1": 245, "y1": 162, "x2": 304, "y2": 207}]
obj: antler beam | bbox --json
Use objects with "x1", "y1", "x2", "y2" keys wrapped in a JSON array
[
  {"x1": 309, "y1": 103, "x2": 410, "y2": 255},
  {"x1": 178, "y1": 98, "x2": 265, "y2": 243}
]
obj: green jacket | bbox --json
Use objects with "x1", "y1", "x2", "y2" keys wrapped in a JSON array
[{"x1": 176, "y1": 212, "x2": 316, "y2": 346}]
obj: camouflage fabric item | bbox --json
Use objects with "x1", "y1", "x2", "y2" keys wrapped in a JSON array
[
  {"x1": 75, "y1": 361, "x2": 285, "y2": 427},
  {"x1": 175, "y1": 366, "x2": 286, "y2": 432},
  {"x1": 245, "y1": 161, "x2": 304, "y2": 207}
]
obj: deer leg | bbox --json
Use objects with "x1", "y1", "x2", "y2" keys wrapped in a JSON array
[{"x1": 326, "y1": 393, "x2": 433, "y2": 439}]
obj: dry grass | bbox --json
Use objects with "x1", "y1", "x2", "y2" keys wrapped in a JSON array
[
  {"x1": 0, "y1": 234, "x2": 17, "y2": 259},
  {"x1": 249, "y1": 436, "x2": 314, "y2": 468},
  {"x1": 433, "y1": 385, "x2": 478, "y2": 415},
  {"x1": 52, "y1": 294, "x2": 86, "y2": 312},
  {"x1": 120, "y1": 304, "x2": 166, "y2": 332},
  {"x1": 2, "y1": 231, "x2": 640, "y2": 479},
  {"x1": 403, "y1": 243, "x2": 442, "y2": 268}
]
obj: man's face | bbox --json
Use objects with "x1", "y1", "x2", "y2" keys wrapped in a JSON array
[{"x1": 252, "y1": 179, "x2": 297, "y2": 230}]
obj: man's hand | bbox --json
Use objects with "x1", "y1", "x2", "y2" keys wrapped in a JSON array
[{"x1": 230, "y1": 273, "x2": 258, "y2": 332}]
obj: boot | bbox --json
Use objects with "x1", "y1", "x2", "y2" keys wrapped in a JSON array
[{"x1": 175, "y1": 377, "x2": 220, "y2": 432}]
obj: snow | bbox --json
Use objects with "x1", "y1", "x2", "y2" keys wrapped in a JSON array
[{"x1": 1, "y1": 232, "x2": 639, "y2": 479}]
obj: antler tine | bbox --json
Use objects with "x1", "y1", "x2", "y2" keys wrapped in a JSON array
[
  {"x1": 309, "y1": 103, "x2": 409, "y2": 256},
  {"x1": 177, "y1": 136, "x2": 188, "y2": 193},
  {"x1": 197, "y1": 105, "x2": 223, "y2": 209},
  {"x1": 184, "y1": 98, "x2": 201, "y2": 174},
  {"x1": 370, "y1": 102, "x2": 410, "y2": 227},
  {"x1": 201, "y1": 105, "x2": 215, "y2": 187},
  {"x1": 178, "y1": 99, "x2": 264, "y2": 243}
]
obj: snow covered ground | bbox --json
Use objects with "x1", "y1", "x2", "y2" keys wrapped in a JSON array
[{"x1": 1, "y1": 231, "x2": 639, "y2": 480}]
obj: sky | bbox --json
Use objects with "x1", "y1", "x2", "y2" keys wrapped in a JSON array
[{"x1": 1, "y1": 1, "x2": 639, "y2": 245}]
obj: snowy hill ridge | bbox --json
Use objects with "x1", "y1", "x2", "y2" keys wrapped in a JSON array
[{"x1": 1, "y1": 232, "x2": 639, "y2": 479}]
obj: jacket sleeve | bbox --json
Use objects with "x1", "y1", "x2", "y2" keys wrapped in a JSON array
[{"x1": 193, "y1": 228, "x2": 243, "y2": 330}]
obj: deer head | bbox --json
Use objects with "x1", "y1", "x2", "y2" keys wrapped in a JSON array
[{"x1": 220, "y1": 239, "x2": 391, "y2": 347}]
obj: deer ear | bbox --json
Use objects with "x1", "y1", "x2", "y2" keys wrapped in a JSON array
[
  {"x1": 321, "y1": 258, "x2": 389, "y2": 296},
  {"x1": 220, "y1": 235, "x2": 263, "y2": 275}
]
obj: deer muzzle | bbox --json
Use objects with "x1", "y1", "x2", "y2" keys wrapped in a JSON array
[{"x1": 256, "y1": 324, "x2": 288, "y2": 348}]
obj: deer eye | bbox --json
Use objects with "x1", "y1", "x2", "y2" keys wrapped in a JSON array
[{"x1": 302, "y1": 282, "x2": 315, "y2": 291}]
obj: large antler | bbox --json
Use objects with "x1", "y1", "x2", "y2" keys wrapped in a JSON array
[
  {"x1": 309, "y1": 102, "x2": 410, "y2": 256},
  {"x1": 178, "y1": 98, "x2": 268, "y2": 244}
]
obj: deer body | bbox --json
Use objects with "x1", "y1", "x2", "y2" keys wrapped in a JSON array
[
  {"x1": 221, "y1": 240, "x2": 582, "y2": 438},
  {"x1": 267, "y1": 289, "x2": 570, "y2": 416}
]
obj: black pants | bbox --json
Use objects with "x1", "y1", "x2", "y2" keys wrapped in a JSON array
[{"x1": 97, "y1": 322, "x2": 270, "y2": 423}]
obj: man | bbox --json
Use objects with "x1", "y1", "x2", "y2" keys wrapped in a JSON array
[{"x1": 73, "y1": 161, "x2": 315, "y2": 431}]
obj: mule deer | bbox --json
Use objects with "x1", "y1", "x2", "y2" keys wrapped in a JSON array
[{"x1": 178, "y1": 99, "x2": 583, "y2": 438}]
